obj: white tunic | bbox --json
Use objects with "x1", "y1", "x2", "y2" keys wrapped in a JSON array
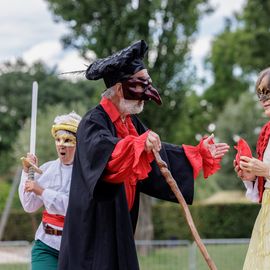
[
  {"x1": 243, "y1": 139, "x2": 270, "y2": 202},
  {"x1": 18, "y1": 159, "x2": 72, "y2": 250}
]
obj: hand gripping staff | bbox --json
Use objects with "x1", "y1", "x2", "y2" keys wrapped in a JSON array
[
  {"x1": 21, "y1": 81, "x2": 43, "y2": 178},
  {"x1": 152, "y1": 149, "x2": 217, "y2": 270}
]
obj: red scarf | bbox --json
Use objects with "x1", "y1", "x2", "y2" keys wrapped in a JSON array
[
  {"x1": 100, "y1": 97, "x2": 153, "y2": 210},
  {"x1": 257, "y1": 121, "x2": 270, "y2": 202},
  {"x1": 42, "y1": 210, "x2": 65, "y2": 228}
]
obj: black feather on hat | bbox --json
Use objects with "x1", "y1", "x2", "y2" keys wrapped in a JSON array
[{"x1": 85, "y1": 40, "x2": 148, "y2": 88}]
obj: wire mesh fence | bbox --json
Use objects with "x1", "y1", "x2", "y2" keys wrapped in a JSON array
[
  {"x1": 136, "y1": 239, "x2": 250, "y2": 270},
  {"x1": 0, "y1": 239, "x2": 249, "y2": 270}
]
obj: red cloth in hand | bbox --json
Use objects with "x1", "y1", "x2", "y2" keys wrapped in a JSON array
[
  {"x1": 104, "y1": 132, "x2": 154, "y2": 210},
  {"x1": 183, "y1": 137, "x2": 221, "y2": 179},
  {"x1": 234, "y1": 138, "x2": 252, "y2": 166}
]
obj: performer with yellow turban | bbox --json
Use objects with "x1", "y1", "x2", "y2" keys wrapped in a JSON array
[{"x1": 18, "y1": 111, "x2": 81, "y2": 270}]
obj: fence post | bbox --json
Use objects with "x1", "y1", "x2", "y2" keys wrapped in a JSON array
[
  {"x1": 0, "y1": 167, "x2": 21, "y2": 240},
  {"x1": 189, "y1": 241, "x2": 197, "y2": 270}
]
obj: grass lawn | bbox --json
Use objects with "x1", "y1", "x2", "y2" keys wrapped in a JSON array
[
  {"x1": 138, "y1": 243, "x2": 248, "y2": 270},
  {"x1": 0, "y1": 243, "x2": 249, "y2": 270},
  {"x1": 0, "y1": 264, "x2": 29, "y2": 270},
  {"x1": 139, "y1": 245, "x2": 189, "y2": 270}
]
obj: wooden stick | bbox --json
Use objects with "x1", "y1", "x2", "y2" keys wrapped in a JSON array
[{"x1": 153, "y1": 150, "x2": 217, "y2": 270}]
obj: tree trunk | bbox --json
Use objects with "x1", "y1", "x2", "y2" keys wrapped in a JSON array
[{"x1": 134, "y1": 194, "x2": 153, "y2": 256}]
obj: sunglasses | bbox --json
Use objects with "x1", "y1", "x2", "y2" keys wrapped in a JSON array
[{"x1": 257, "y1": 87, "x2": 270, "y2": 102}]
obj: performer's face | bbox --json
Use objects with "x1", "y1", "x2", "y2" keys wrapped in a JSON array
[
  {"x1": 55, "y1": 131, "x2": 76, "y2": 165},
  {"x1": 257, "y1": 75, "x2": 270, "y2": 117},
  {"x1": 118, "y1": 98, "x2": 144, "y2": 115},
  {"x1": 120, "y1": 69, "x2": 162, "y2": 105}
]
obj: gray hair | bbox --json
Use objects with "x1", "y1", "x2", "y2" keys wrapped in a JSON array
[{"x1": 102, "y1": 86, "x2": 116, "y2": 99}]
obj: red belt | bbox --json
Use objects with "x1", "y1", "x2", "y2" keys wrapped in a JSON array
[{"x1": 43, "y1": 223, "x2": 62, "y2": 236}]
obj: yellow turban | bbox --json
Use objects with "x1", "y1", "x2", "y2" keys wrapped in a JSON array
[{"x1": 51, "y1": 111, "x2": 81, "y2": 138}]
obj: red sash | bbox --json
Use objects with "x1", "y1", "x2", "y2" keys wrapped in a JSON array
[
  {"x1": 256, "y1": 121, "x2": 270, "y2": 202},
  {"x1": 42, "y1": 210, "x2": 65, "y2": 228}
]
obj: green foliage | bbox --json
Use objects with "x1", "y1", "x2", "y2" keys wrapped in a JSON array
[
  {"x1": 152, "y1": 201, "x2": 260, "y2": 240},
  {"x1": 205, "y1": 0, "x2": 270, "y2": 113},
  {"x1": 0, "y1": 210, "x2": 42, "y2": 241},
  {"x1": 0, "y1": 60, "x2": 101, "y2": 174},
  {"x1": 201, "y1": 0, "x2": 270, "y2": 193},
  {"x1": 214, "y1": 92, "x2": 266, "y2": 190},
  {"x1": 171, "y1": 91, "x2": 220, "y2": 145},
  {"x1": 0, "y1": 181, "x2": 11, "y2": 211},
  {"x1": 194, "y1": 175, "x2": 220, "y2": 200},
  {"x1": 153, "y1": 201, "x2": 192, "y2": 240}
]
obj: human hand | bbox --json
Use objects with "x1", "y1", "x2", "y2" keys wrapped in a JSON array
[
  {"x1": 22, "y1": 153, "x2": 38, "y2": 173},
  {"x1": 145, "y1": 131, "x2": 161, "y2": 153},
  {"x1": 239, "y1": 156, "x2": 269, "y2": 178},
  {"x1": 233, "y1": 159, "x2": 256, "y2": 181},
  {"x1": 24, "y1": 180, "x2": 44, "y2": 196},
  {"x1": 202, "y1": 134, "x2": 230, "y2": 159}
]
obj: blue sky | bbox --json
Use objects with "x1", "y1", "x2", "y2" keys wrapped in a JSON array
[{"x1": 0, "y1": 0, "x2": 245, "y2": 79}]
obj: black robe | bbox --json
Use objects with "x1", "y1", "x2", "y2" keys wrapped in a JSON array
[{"x1": 58, "y1": 104, "x2": 194, "y2": 270}]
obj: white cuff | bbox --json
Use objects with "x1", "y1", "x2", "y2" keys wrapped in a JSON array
[
  {"x1": 243, "y1": 179, "x2": 259, "y2": 202},
  {"x1": 243, "y1": 180, "x2": 254, "y2": 190}
]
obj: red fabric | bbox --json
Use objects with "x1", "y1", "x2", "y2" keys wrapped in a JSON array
[
  {"x1": 42, "y1": 210, "x2": 64, "y2": 228},
  {"x1": 256, "y1": 121, "x2": 270, "y2": 202},
  {"x1": 100, "y1": 97, "x2": 154, "y2": 210},
  {"x1": 234, "y1": 138, "x2": 252, "y2": 166},
  {"x1": 183, "y1": 137, "x2": 221, "y2": 179}
]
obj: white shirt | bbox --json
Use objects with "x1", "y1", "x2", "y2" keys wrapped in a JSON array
[
  {"x1": 18, "y1": 159, "x2": 72, "y2": 250},
  {"x1": 243, "y1": 139, "x2": 270, "y2": 203}
]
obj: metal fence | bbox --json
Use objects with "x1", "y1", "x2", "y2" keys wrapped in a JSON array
[
  {"x1": 136, "y1": 239, "x2": 250, "y2": 270},
  {"x1": 0, "y1": 239, "x2": 250, "y2": 270}
]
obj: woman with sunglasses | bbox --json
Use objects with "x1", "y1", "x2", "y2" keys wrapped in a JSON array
[{"x1": 234, "y1": 67, "x2": 270, "y2": 269}]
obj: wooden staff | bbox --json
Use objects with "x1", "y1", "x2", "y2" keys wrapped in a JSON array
[{"x1": 153, "y1": 150, "x2": 217, "y2": 270}]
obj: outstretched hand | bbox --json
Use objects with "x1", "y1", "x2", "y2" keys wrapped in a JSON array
[{"x1": 202, "y1": 134, "x2": 230, "y2": 159}]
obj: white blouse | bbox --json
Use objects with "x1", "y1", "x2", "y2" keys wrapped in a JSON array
[
  {"x1": 243, "y1": 139, "x2": 270, "y2": 203},
  {"x1": 18, "y1": 159, "x2": 72, "y2": 250}
]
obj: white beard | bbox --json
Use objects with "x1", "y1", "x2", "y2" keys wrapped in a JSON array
[{"x1": 119, "y1": 99, "x2": 144, "y2": 115}]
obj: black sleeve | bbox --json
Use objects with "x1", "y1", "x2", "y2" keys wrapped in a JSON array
[{"x1": 138, "y1": 142, "x2": 194, "y2": 205}]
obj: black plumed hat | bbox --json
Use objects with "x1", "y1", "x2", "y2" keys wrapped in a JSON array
[{"x1": 85, "y1": 40, "x2": 148, "y2": 88}]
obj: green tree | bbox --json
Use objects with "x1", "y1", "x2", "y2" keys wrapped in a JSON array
[
  {"x1": 203, "y1": 28, "x2": 250, "y2": 111},
  {"x1": 204, "y1": 0, "x2": 270, "y2": 113},
  {"x1": 200, "y1": 0, "x2": 270, "y2": 193},
  {"x1": 0, "y1": 60, "x2": 101, "y2": 173},
  {"x1": 45, "y1": 0, "x2": 213, "y2": 141}
]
